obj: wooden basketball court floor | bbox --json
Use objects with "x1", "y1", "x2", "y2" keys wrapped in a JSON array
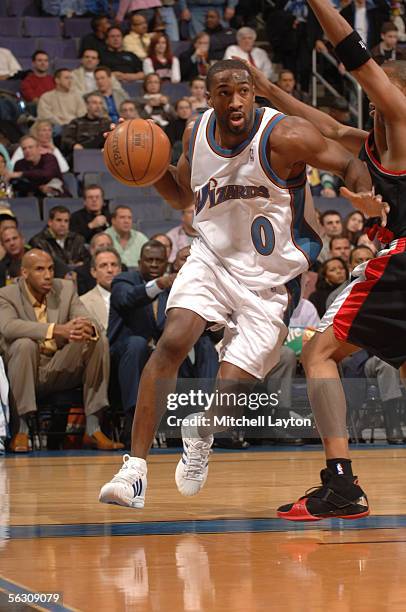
[{"x1": 1, "y1": 446, "x2": 406, "y2": 612}]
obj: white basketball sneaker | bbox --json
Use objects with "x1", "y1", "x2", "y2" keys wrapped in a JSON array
[
  {"x1": 99, "y1": 454, "x2": 147, "y2": 508},
  {"x1": 175, "y1": 413, "x2": 213, "y2": 496}
]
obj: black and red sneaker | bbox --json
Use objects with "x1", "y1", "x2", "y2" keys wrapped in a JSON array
[{"x1": 277, "y1": 468, "x2": 370, "y2": 521}]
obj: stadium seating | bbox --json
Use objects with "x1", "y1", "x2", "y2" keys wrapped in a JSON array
[
  {"x1": 0, "y1": 17, "x2": 24, "y2": 37},
  {"x1": 7, "y1": 0, "x2": 40, "y2": 17},
  {"x1": 73, "y1": 149, "x2": 106, "y2": 174},
  {"x1": 53, "y1": 58, "x2": 81, "y2": 70},
  {"x1": 43, "y1": 197, "x2": 83, "y2": 219},
  {"x1": 24, "y1": 16, "x2": 61, "y2": 38},
  {"x1": 9, "y1": 197, "x2": 41, "y2": 223},
  {"x1": 0, "y1": 36, "x2": 37, "y2": 57},
  {"x1": 64, "y1": 18, "x2": 92, "y2": 39},
  {"x1": 63, "y1": 172, "x2": 79, "y2": 198},
  {"x1": 36, "y1": 37, "x2": 78, "y2": 59}
]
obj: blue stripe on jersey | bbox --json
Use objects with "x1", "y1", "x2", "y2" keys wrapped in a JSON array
[
  {"x1": 259, "y1": 114, "x2": 306, "y2": 189},
  {"x1": 290, "y1": 188, "x2": 322, "y2": 266},
  {"x1": 188, "y1": 112, "x2": 204, "y2": 165},
  {"x1": 284, "y1": 275, "x2": 301, "y2": 326},
  {"x1": 206, "y1": 108, "x2": 264, "y2": 158}
]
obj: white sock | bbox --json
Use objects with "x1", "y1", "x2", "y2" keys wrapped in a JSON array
[
  {"x1": 18, "y1": 418, "x2": 29, "y2": 434},
  {"x1": 85, "y1": 414, "x2": 101, "y2": 436}
]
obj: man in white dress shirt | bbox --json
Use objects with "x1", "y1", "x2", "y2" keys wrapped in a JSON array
[
  {"x1": 224, "y1": 27, "x2": 273, "y2": 80},
  {"x1": 80, "y1": 247, "x2": 122, "y2": 332}
]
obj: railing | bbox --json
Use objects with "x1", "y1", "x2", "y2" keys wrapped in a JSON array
[{"x1": 311, "y1": 48, "x2": 364, "y2": 129}]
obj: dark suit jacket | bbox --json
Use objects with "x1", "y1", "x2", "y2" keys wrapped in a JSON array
[
  {"x1": 108, "y1": 271, "x2": 168, "y2": 347},
  {"x1": 340, "y1": 1, "x2": 390, "y2": 49},
  {"x1": 0, "y1": 278, "x2": 100, "y2": 356}
]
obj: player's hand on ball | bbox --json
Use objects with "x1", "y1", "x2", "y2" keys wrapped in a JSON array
[
  {"x1": 156, "y1": 273, "x2": 177, "y2": 290},
  {"x1": 340, "y1": 187, "x2": 390, "y2": 226}
]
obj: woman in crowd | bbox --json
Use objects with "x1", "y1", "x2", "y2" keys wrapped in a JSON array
[
  {"x1": 179, "y1": 32, "x2": 211, "y2": 81},
  {"x1": 344, "y1": 210, "x2": 365, "y2": 245},
  {"x1": 309, "y1": 257, "x2": 349, "y2": 318},
  {"x1": 136, "y1": 73, "x2": 175, "y2": 128},
  {"x1": 143, "y1": 33, "x2": 180, "y2": 83},
  {"x1": 188, "y1": 76, "x2": 208, "y2": 112},
  {"x1": 165, "y1": 97, "x2": 193, "y2": 162},
  {"x1": 11, "y1": 120, "x2": 69, "y2": 174}
]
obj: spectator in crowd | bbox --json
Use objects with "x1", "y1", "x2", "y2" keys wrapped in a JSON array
[
  {"x1": 7, "y1": 136, "x2": 70, "y2": 198},
  {"x1": 76, "y1": 231, "x2": 117, "y2": 295},
  {"x1": 150, "y1": 232, "x2": 172, "y2": 262},
  {"x1": 357, "y1": 232, "x2": 378, "y2": 255},
  {"x1": 21, "y1": 51, "x2": 55, "y2": 104},
  {"x1": 1, "y1": 249, "x2": 120, "y2": 453},
  {"x1": 115, "y1": 0, "x2": 161, "y2": 24},
  {"x1": 158, "y1": 0, "x2": 180, "y2": 42},
  {"x1": 0, "y1": 48, "x2": 21, "y2": 80},
  {"x1": 344, "y1": 210, "x2": 365, "y2": 245},
  {"x1": 0, "y1": 152, "x2": 13, "y2": 199},
  {"x1": 143, "y1": 33, "x2": 180, "y2": 82},
  {"x1": 119, "y1": 99, "x2": 140, "y2": 119},
  {"x1": 61, "y1": 93, "x2": 111, "y2": 160},
  {"x1": 94, "y1": 66, "x2": 127, "y2": 123},
  {"x1": 72, "y1": 48, "x2": 127, "y2": 96},
  {"x1": 204, "y1": 8, "x2": 236, "y2": 61},
  {"x1": 80, "y1": 246, "x2": 122, "y2": 332},
  {"x1": 70, "y1": 184, "x2": 111, "y2": 244},
  {"x1": 106, "y1": 205, "x2": 148, "y2": 267},
  {"x1": 137, "y1": 73, "x2": 175, "y2": 128},
  {"x1": 276, "y1": 69, "x2": 310, "y2": 103},
  {"x1": 37, "y1": 69, "x2": 87, "y2": 129},
  {"x1": 309, "y1": 256, "x2": 349, "y2": 318},
  {"x1": 0, "y1": 207, "x2": 17, "y2": 260},
  {"x1": 372, "y1": 21, "x2": 406, "y2": 65},
  {"x1": 79, "y1": 14, "x2": 111, "y2": 57},
  {"x1": 179, "y1": 0, "x2": 237, "y2": 38},
  {"x1": 166, "y1": 205, "x2": 198, "y2": 262},
  {"x1": 123, "y1": 13, "x2": 153, "y2": 60},
  {"x1": 318, "y1": 209, "x2": 343, "y2": 263},
  {"x1": 101, "y1": 27, "x2": 144, "y2": 83},
  {"x1": 0, "y1": 227, "x2": 29, "y2": 287},
  {"x1": 11, "y1": 120, "x2": 69, "y2": 175},
  {"x1": 165, "y1": 97, "x2": 192, "y2": 162},
  {"x1": 108, "y1": 239, "x2": 218, "y2": 446},
  {"x1": 29, "y1": 206, "x2": 89, "y2": 269},
  {"x1": 180, "y1": 32, "x2": 211, "y2": 81},
  {"x1": 188, "y1": 76, "x2": 209, "y2": 111},
  {"x1": 224, "y1": 27, "x2": 273, "y2": 79},
  {"x1": 340, "y1": 0, "x2": 390, "y2": 50},
  {"x1": 329, "y1": 235, "x2": 351, "y2": 264}
]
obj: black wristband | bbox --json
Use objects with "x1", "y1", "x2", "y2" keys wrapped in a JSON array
[{"x1": 335, "y1": 31, "x2": 371, "y2": 72}]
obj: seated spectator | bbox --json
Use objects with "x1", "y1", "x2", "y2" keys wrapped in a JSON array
[
  {"x1": 0, "y1": 227, "x2": 29, "y2": 287},
  {"x1": 119, "y1": 99, "x2": 140, "y2": 119},
  {"x1": 166, "y1": 205, "x2": 198, "y2": 262},
  {"x1": 11, "y1": 120, "x2": 69, "y2": 175},
  {"x1": 317, "y1": 209, "x2": 343, "y2": 263},
  {"x1": 344, "y1": 210, "x2": 365, "y2": 246},
  {"x1": 188, "y1": 76, "x2": 208, "y2": 112},
  {"x1": 70, "y1": 184, "x2": 111, "y2": 244},
  {"x1": 326, "y1": 245, "x2": 375, "y2": 312},
  {"x1": 329, "y1": 235, "x2": 351, "y2": 264},
  {"x1": 115, "y1": 0, "x2": 161, "y2": 24},
  {"x1": 372, "y1": 22, "x2": 406, "y2": 65},
  {"x1": 61, "y1": 93, "x2": 111, "y2": 161},
  {"x1": 0, "y1": 249, "x2": 121, "y2": 453},
  {"x1": 143, "y1": 33, "x2": 180, "y2": 82},
  {"x1": 72, "y1": 48, "x2": 126, "y2": 96},
  {"x1": 179, "y1": 0, "x2": 236, "y2": 38},
  {"x1": 309, "y1": 257, "x2": 349, "y2": 318},
  {"x1": 0, "y1": 152, "x2": 13, "y2": 199},
  {"x1": 79, "y1": 14, "x2": 111, "y2": 58},
  {"x1": 106, "y1": 205, "x2": 148, "y2": 267},
  {"x1": 0, "y1": 48, "x2": 21, "y2": 80},
  {"x1": 76, "y1": 231, "x2": 125, "y2": 295},
  {"x1": 37, "y1": 69, "x2": 87, "y2": 130},
  {"x1": 276, "y1": 69, "x2": 310, "y2": 103},
  {"x1": 224, "y1": 27, "x2": 273, "y2": 79},
  {"x1": 150, "y1": 231, "x2": 172, "y2": 262},
  {"x1": 180, "y1": 32, "x2": 211, "y2": 81},
  {"x1": 205, "y1": 8, "x2": 236, "y2": 61},
  {"x1": 29, "y1": 205, "x2": 90, "y2": 269},
  {"x1": 94, "y1": 66, "x2": 127, "y2": 123},
  {"x1": 21, "y1": 51, "x2": 55, "y2": 104},
  {"x1": 108, "y1": 240, "x2": 218, "y2": 446},
  {"x1": 137, "y1": 73, "x2": 175, "y2": 128},
  {"x1": 0, "y1": 207, "x2": 17, "y2": 260},
  {"x1": 7, "y1": 136, "x2": 70, "y2": 198},
  {"x1": 80, "y1": 246, "x2": 122, "y2": 331},
  {"x1": 165, "y1": 97, "x2": 192, "y2": 162},
  {"x1": 101, "y1": 27, "x2": 144, "y2": 83},
  {"x1": 123, "y1": 13, "x2": 153, "y2": 60}
]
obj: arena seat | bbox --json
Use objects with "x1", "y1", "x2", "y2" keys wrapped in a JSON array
[
  {"x1": 0, "y1": 17, "x2": 23, "y2": 37},
  {"x1": 73, "y1": 149, "x2": 105, "y2": 174},
  {"x1": 162, "y1": 82, "x2": 190, "y2": 101},
  {"x1": 122, "y1": 81, "x2": 143, "y2": 98},
  {"x1": 24, "y1": 16, "x2": 61, "y2": 37},
  {"x1": 53, "y1": 57, "x2": 81, "y2": 70},
  {"x1": 7, "y1": 0, "x2": 40, "y2": 17},
  {"x1": 313, "y1": 195, "x2": 354, "y2": 216},
  {"x1": 0, "y1": 36, "x2": 37, "y2": 57},
  {"x1": 138, "y1": 219, "x2": 180, "y2": 234},
  {"x1": 63, "y1": 172, "x2": 79, "y2": 198},
  {"x1": 43, "y1": 197, "x2": 83, "y2": 219},
  {"x1": 9, "y1": 197, "x2": 41, "y2": 223},
  {"x1": 36, "y1": 38, "x2": 78, "y2": 59},
  {"x1": 64, "y1": 17, "x2": 92, "y2": 39}
]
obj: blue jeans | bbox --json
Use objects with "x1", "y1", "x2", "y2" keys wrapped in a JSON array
[
  {"x1": 160, "y1": 6, "x2": 179, "y2": 41},
  {"x1": 85, "y1": 0, "x2": 109, "y2": 13}
]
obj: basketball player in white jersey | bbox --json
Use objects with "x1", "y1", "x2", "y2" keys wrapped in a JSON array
[{"x1": 99, "y1": 59, "x2": 385, "y2": 509}]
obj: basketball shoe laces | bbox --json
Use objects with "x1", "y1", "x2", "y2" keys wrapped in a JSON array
[
  {"x1": 183, "y1": 439, "x2": 212, "y2": 480},
  {"x1": 110, "y1": 454, "x2": 144, "y2": 486}
]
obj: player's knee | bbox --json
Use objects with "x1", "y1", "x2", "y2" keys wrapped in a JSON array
[{"x1": 301, "y1": 340, "x2": 318, "y2": 373}]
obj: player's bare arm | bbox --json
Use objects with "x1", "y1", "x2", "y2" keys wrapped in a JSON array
[
  {"x1": 152, "y1": 122, "x2": 194, "y2": 210},
  {"x1": 308, "y1": 0, "x2": 406, "y2": 170},
  {"x1": 245, "y1": 59, "x2": 367, "y2": 157}
]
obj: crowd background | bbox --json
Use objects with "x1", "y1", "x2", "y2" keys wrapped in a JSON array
[{"x1": 0, "y1": 0, "x2": 405, "y2": 452}]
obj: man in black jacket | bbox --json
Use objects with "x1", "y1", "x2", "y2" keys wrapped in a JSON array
[
  {"x1": 29, "y1": 205, "x2": 89, "y2": 269},
  {"x1": 205, "y1": 9, "x2": 236, "y2": 61},
  {"x1": 69, "y1": 184, "x2": 111, "y2": 244}
]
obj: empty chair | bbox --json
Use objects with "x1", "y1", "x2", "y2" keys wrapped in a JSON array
[
  {"x1": 138, "y1": 219, "x2": 180, "y2": 235},
  {"x1": 36, "y1": 38, "x2": 78, "y2": 59},
  {"x1": 171, "y1": 41, "x2": 190, "y2": 56},
  {"x1": 21, "y1": 220, "x2": 45, "y2": 242},
  {"x1": 161, "y1": 81, "x2": 190, "y2": 102},
  {"x1": 24, "y1": 17, "x2": 61, "y2": 38},
  {"x1": 19, "y1": 57, "x2": 32, "y2": 71},
  {"x1": 43, "y1": 197, "x2": 83, "y2": 219},
  {"x1": 7, "y1": 0, "x2": 40, "y2": 16},
  {"x1": 8, "y1": 197, "x2": 41, "y2": 223},
  {"x1": 64, "y1": 18, "x2": 92, "y2": 39},
  {"x1": 53, "y1": 57, "x2": 81, "y2": 71},
  {"x1": 110, "y1": 197, "x2": 167, "y2": 223},
  {"x1": 98, "y1": 173, "x2": 137, "y2": 200},
  {"x1": 73, "y1": 149, "x2": 105, "y2": 174},
  {"x1": 62, "y1": 173, "x2": 79, "y2": 198},
  {"x1": 0, "y1": 17, "x2": 23, "y2": 37},
  {"x1": 0, "y1": 36, "x2": 37, "y2": 57},
  {"x1": 122, "y1": 81, "x2": 143, "y2": 98}
]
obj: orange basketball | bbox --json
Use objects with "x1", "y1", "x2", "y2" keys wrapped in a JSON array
[{"x1": 103, "y1": 119, "x2": 171, "y2": 187}]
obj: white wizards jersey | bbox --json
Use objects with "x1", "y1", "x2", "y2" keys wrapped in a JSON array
[{"x1": 188, "y1": 107, "x2": 322, "y2": 292}]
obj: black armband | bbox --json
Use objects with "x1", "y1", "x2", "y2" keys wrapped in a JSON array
[{"x1": 335, "y1": 31, "x2": 371, "y2": 72}]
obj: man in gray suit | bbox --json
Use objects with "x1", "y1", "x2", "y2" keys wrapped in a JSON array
[
  {"x1": 80, "y1": 247, "x2": 122, "y2": 332},
  {"x1": 0, "y1": 249, "x2": 122, "y2": 452}
]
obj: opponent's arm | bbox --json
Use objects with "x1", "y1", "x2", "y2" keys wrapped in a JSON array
[{"x1": 153, "y1": 123, "x2": 194, "y2": 210}]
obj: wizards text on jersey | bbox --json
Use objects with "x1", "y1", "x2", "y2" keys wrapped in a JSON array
[{"x1": 195, "y1": 178, "x2": 270, "y2": 214}]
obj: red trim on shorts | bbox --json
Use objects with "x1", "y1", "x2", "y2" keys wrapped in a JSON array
[{"x1": 333, "y1": 238, "x2": 406, "y2": 342}]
